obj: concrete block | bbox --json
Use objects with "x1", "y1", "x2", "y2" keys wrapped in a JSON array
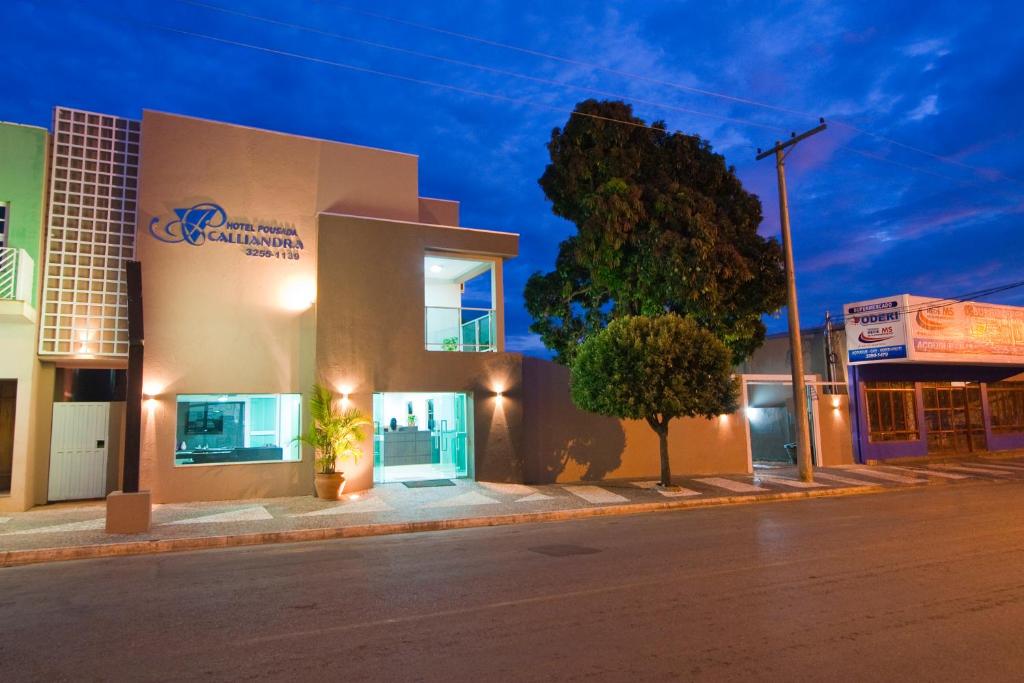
[{"x1": 106, "y1": 491, "x2": 152, "y2": 534}]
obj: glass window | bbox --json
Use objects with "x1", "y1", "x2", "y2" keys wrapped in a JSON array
[
  {"x1": 0, "y1": 202, "x2": 7, "y2": 247},
  {"x1": 424, "y1": 254, "x2": 497, "y2": 352},
  {"x1": 864, "y1": 381, "x2": 919, "y2": 442},
  {"x1": 989, "y1": 382, "x2": 1024, "y2": 433},
  {"x1": 174, "y1": 394, "x2": 301, "y2": 466}
]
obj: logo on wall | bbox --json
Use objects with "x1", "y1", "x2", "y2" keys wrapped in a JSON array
[
  {"x1": 149, "y1": 203, "x2": 227, "y2": 246},
  {"x1": 149, "y1": 201, "x2": 304, "y2": 261}
]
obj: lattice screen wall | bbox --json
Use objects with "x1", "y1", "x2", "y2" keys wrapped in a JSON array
[{"x1": 39, "y1": 107, "x2": 140, "y2": 357}]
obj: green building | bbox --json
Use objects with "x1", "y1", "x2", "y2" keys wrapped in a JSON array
[{"x1": 0, "y1": 121, "x2": 50, "y2": 509}]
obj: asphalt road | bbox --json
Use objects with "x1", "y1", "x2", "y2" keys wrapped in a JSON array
[{"x1": 4, "y1": 481, "x2": 1024, "y2": 682}]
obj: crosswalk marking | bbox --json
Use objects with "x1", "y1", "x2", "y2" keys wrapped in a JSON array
[
  {"x1": 563, "y1": 485, "x2": 630, "y2": 504},
  {"x1": 844, "y1": 467, "x2": 925, "y2": 484},
  {"x1": 897, "y1": 467, "x2": 970, "y2": 480},
  {"x1": 933, "y1": 464, "x2": 1015, "y2": 477},
  {"x1": 758, "y1": 476, "x2": 826, "y2": 489},
  {"x1": 422, "y1": 491, "x2": 501, "y2": 508},
  {"x1": 295, "y1": 497, "x2": 393, "y2": 516},
  {"x1": 813, "y1": 471, "x2": 874, "y2": 487},
  {"x1": 694, "y1": 477, "x2": 765, "y2": 494},
  {"x1": 3, "y1": 517, "x2": 106, "y2": 535},
  {"x1": 973, "y1": 461, "x2": 1024, "y2": 472},
  {"x1": 631, "y1": 481, "x2": 702, "y2": 497},
  {"x1": 478, "y1": 482, "x2": 536, "y2": 496},
  {"x1": 165, "y1": 506, "x2": 273, "y2": 525},
  {"x1": 516, "y1": 492, "x2": 553, "y2": 503}
]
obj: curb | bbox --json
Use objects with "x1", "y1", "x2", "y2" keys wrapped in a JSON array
[{"x1": 0, "y1": 483, "x2": 890, "y2": 568}]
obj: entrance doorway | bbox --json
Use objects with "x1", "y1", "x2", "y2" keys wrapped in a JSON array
[
  {"x1": 373, "y1": 392, "x2": 471, "y2": 483},
  {"x1": 0, "y1": 380, "x2": 15, "y2": 494},
  {"x1": 923, "y1": 382, "x2": 986, "y2": 454},
  {"x1": 48, "y1": 402, "x2": 111, "y2": 501}
]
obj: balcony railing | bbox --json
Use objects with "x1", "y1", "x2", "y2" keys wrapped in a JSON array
[
  {"x1": 425, "y1": 306, "x2": 497, "y2": 352},
  {"x1": 0, "y1": 247, "x2": 33, "y2": 302}
]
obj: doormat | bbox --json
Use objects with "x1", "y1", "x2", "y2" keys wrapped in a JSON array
[{"x1": 403, "y1": 479, "x2": 456, "y2": 488}]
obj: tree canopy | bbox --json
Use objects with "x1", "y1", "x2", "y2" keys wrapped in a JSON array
[
  {"x1": 570, "y1": 314, "x2": 739, "y2": 486},
  {"x1": 525, "y1": 99, "x2": 786, "y2": 365}
]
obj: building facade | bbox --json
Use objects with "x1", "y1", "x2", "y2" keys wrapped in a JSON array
[
  {"x1": 4, "y1": 105, "x2": 793, "y2": 510},
  {"x1": 844, "y1": 294, "x2": 1024, "y2": 462},
  {"x1": 0, "y1": 122, "x2": 51, "y2": 512}
]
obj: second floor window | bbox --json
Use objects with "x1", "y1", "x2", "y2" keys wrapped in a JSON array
[{"x1": 424, "y1": 254, "x2": 497, "y2": 352}]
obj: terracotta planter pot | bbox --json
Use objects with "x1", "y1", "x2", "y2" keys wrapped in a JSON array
[{"x1": 314, "y1": 472, "x2": 346, "y2": 500}]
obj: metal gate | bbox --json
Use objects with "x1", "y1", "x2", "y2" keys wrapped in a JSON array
[{"x1": 48, "y1": 402, "x2": 110, "y2": 501}]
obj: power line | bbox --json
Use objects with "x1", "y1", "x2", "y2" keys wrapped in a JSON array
[
  {"x1": 831, "y1": 279, "x2": 1024, "y2": 326},
  {"x1": 169, "y1": 1, "x2": 1024, "y2": 193},
  {"x1": 149, "y1": 16, "x2": 1015, "y2": 197},
  {"x1": 326, "y1": 1, "x2": 1021, "y2": 187},
  {"x1": 143, "y1": 24, "x2": 698, "y2": 136},
  {"x1": 171, "y1": 0, "x2": 788, "y2": 134}
]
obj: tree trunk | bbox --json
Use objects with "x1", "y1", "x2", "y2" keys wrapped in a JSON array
[
  {"x1": 658, "y1": 427, "x2": 671, "y2": 487},
  {"x1": 648, "y1": 416, "x2": 672, "y2": 487}
]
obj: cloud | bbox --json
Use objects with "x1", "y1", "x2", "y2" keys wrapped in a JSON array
[
  {"x1": 905, "y1": 94, "x2": 940, "y2": 121},
  {"x1": 902, "y1": 38, "x2": 951, "y2": 58}
]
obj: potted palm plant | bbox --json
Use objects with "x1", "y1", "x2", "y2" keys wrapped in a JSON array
[{"x1": 295, "y1": 383, "x2": 370, "y2": 500}]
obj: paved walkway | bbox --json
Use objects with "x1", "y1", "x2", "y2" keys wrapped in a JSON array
[{"x1": 3, "y1": 456, "x2": 1024, "y2": 563}]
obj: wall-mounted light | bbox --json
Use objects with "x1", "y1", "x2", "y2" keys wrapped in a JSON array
[
  {"x1": 142, "y1": 382, "x2": 164, "y2": 400},
  {"x1": 279, "y1": 278, "x2": 316, "y2": 312},
  {"x1": 831, "y1": 396, "x2": 841, "y2": 410}
]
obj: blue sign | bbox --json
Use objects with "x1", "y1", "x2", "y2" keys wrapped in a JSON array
[
  {"x1": 848, "y1": 345, "x2": 907, "y2": 362},
  {"x1": 149, "y1": 203, "x2": 227, "y2": 246},
  {"x1": 149, "y1": 202, "x2": 304, "y2": 260}
]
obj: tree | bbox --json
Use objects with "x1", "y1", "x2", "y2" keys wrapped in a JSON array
[
  {"x1": 525, "y1": 99, "x2": 785, "y2": 365},
  {"x1": 570, "y1": 314, "x2": 738, "y2": 487}
]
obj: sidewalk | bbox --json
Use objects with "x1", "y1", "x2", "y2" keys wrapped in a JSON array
[{"x1": 4, "y1": 457, "x2": 1024, "y2": 567}]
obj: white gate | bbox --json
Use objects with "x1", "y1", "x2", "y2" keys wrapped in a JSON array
[{"x1": 48, "y1": 402, "x2": 110, "y2": 501}]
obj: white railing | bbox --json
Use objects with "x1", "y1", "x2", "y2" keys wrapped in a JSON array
[
  {"x1": 425, "y1": 306, "x2": 497, "y2": 352},
  {"x1": 0, "y1": 247, "x2": 33, "y2": 302}
]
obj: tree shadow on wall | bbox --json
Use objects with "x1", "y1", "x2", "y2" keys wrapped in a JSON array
[{"x1": 524, "y1": 358, "x2": 626, "y2": 484}]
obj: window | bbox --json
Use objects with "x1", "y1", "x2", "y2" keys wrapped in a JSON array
[
  {"x1": 174, "y1": 394, "x2": 301, "y2": 466},
  {"x1": 424, "y1": 254, "x2": 497, "y2": 352},
  {"x1": 0, "y1": 202, "x2": 7, "y2": 248},
  {"x1": 864, "y1": 381, "x2": 919, "y2": 442},
  {"x1": 988, "y1": 382, "x2": 1024, "y2": 433}
]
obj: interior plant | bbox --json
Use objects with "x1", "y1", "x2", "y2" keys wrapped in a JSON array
[
  {"x1": 295, "y1": 382, "x2": 370, "y2": 500},
  {"x1": 442, "y1": 336, "x2": 459, "y2": 351}
]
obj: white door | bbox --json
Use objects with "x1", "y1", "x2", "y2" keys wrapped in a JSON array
[{"x1": 48, "y1": 402, "x2": 110, "y2": 501}]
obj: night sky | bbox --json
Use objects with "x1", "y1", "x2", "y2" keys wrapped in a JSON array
[{"x1": 6, "y1": 1, "x2": 1023, "y2": 356}]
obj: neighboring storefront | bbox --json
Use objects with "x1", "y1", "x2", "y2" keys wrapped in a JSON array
[{"x1": 845, "y1": 294, "x2": 1024, "y2": 462}]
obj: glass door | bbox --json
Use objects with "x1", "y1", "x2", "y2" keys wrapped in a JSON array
[{"x1": 374, "y1": 392, "x2": 471, "y2": 483}]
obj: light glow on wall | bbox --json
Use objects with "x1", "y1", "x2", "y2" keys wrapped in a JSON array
[{"x1": 279, "y1": 277, "x2": 316, "y2": 312}]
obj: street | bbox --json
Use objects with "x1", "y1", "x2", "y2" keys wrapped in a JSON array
[{"x1": 4, "y1": 481, "x2": 1024, "y2": 681}]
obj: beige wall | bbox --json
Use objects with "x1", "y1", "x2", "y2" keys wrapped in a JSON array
[
  {"x1": 315, "y1": 213, "x2": 521, "y2": 491},
  {"x1": 137, "y1": 112, "x2": 426, "y2": 502},
  {"x1": 418, "y1": 197, "x2": 459, "y2": 227},
  {"x1": 816, "y1": 393, "x2": 855, "y2": 467},
  {"x1": 0, "y1": 321, "x2": 49, "y2": 512},
  {"x1": 522, "y1": 357, "x2": 750, "y2": 483}
]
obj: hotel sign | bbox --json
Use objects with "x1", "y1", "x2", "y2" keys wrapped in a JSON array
[
  {"x1": 149, "y1": 202, "x2": 304, "y2": 261},
  {"x1": 845, "y1": 294, "x2": 1024, "y2": 365}
]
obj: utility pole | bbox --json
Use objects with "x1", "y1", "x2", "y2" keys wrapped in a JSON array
[{"x1": 756, "y1": 119, "x2": 826, "y2": 482}]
